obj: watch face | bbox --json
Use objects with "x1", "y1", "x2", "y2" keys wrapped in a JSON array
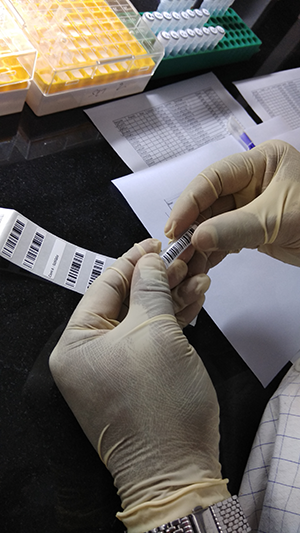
[
  {"x1": 193, "y1": 496, "x2": 251, "y2": 533},
  {"x1": 143, "y1": 497, "x2": 250, "y2": 533},
  {"x1": 144, "y1": 515, "x2": 195, "y2": 533}
]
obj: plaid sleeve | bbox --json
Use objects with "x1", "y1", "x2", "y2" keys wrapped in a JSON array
[{"x1": 239, "y1": 359, "x2": 300, "y2": 532}]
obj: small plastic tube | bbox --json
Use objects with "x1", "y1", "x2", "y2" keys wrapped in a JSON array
[
  {"x1": 194, "y1": 27, "x2": 204, "y2": 51},
  {"x1": 177, "y1": 0, "x2": 190, "y2": 11},
  {"x1": 170, "y1": 11, "x2": 181, "y2": 30},
  {"x1": 193, "y1": 9, "x2": 205, "y2": 28},
  {"x1": 162, "y1": 11, "x2": 172, "y2": 30},
  {"x1": 201, "y1": 26, "x2": 211, "y2": 50},
  {"x1": 207, "y1": 26, "x2": 218, "y2": 49},
  {"x1": 157, "y1": 0, "x2": 174, "y2": 13},
  {"x1": 157, "y1": 30, "x2": 172, "y2": 53},
  {"x1": 142, "y1": 12, "x2": 155, "y2": 29},
  {"x1": 215, "y1": 0, "x2": 222, "y2": 15},
  {"x1": 200, "y1": 0, "x2": 213, "y2": 14},
  {"x1": 185, "y1": 8, "x2": 196, "y2": 27},
  {"x1": 160, "y1": 224, "x2": 198, "y2": 268},
  {"x1": 214, "y1": 25, "x2": 226, "y2": 46},
  {"x1": 217, "y1": 0, "x2": 225, "y2": 14},
  {"x1": 179, "y1": 10, "x2": 190, "y2": 30},
  {"x1": 227, "y1": 115, "x2": 255, "y2": 150},
  {"x1": 201, "y1": 8, "x2": 211, "y2": 24},
  {"x1": 152, "y1": 11, "x2": 164, "y2": 33},
  {"x1": 178, "y1": 29, "x2": 189, "y2": 54},
  {"x1": 209, "y1": 0, "x2": 219, "y2": 15},
  {"x1": 169, "y1": 30, "x2": 181, "y2": 55},
  {"x1": 160, "y1": 30, "x2": 181, "y2": 56},
  {"x1": 207, "y1": 0, "x2": 234, "y2": 16},
  {"x1": 214, "y1": 0, "x2": 223, "y2": 15},
  {"x1": 185, "y1": 28, "x2": 196, "y2": 53},
  {"x1": 218, "y1": 0, "x2": 235, "y2": 16}
]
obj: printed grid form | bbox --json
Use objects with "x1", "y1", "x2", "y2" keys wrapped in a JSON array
[
  {"x1": 239, "y1": 361, "x2": 300, "y2": 532},
  {"x1": 252, "y1": 79, "x2": 300, "y2": 130},
  {"x1": 113, "y1": 88, "x2": 230, "y2": 166}
]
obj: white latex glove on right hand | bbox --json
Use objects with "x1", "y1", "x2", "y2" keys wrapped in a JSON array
[
  {"x1": 49, "y1": 241, "x2": 228, "y2": 533},
  {"x1": 164, "y1": 140, "x2": 300, "y2": 273}
]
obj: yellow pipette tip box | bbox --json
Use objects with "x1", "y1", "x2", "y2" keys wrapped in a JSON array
[
  {"x1": 0, "y1": 1, "x2": 36, "y2": 115},
  {"x1": 6, "y1": 0, "x2": 164, "y2": 115}
]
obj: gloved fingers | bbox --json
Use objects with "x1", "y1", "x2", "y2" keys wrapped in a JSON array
[
  {"x1": 186, "y1": 249, "x2": 228, "y2": 276},
  {"x1": 191, "y1": 208, "x2": 265, "y2": 253},
  {"x1": 162, "y1": 196, "x2": 234, "y2": 270},
  {"x1": 127, "y1": 255, "x2": 210, "y2": 329},
  {"x1": 164, "y1": 146, "x2": 271, "y2": 241},
  {"x1": 111, "y1": 256, "x2": 187, "y2": 324},
  {"x1": 166, "y1": 258, "x2": 188, "y2": 289},
  {"x1": 117, "y1": 258, "x2": 188, "y2": 325},
  {"x1": 165, "y1": 141, "x2": 300, "y2": 267},
  {"x1": 163, "y1": 153, "x2": 254, "y2": 240},
  {"x1": 117, "y1": 259, "x2": 189, "y2": 324},
  {"x1": 127, "y1": 252, "x2": 176, "y2": 323},
  {"x1": 172, "y1": 273, "x2": 210, "y2": 327},
  {"x1": 175, "y1": 297, "x2": 205, "y2": 329},
  {"x1": 68, "y1": 238, "x2": 161, "y2": 331},
  {"x1": 198, "y1": 195, "x2": 236, "y2": 223},
  {"x1": 171, "y1": 273, "x2": 210, "y2": 312},
  {"x1": 164, "y1": 241, "x2": 196, "y2": 269}
]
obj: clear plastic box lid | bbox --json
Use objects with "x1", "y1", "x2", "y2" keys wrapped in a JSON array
[
  {"x1": 7, "y1": 0, "x2": 165, "y2": 95},
  {"x1": 0, "y1": 1, "x2": 36, "y2": 89}
]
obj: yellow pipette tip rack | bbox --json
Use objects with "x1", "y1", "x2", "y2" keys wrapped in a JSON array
[{"x1": 8, "y1": 0, "x2": 164, "y2": 96}]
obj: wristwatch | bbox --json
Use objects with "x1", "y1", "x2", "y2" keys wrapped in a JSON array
[{"x1": 143, "y1": 496, "x2": 251, "y2": 533}]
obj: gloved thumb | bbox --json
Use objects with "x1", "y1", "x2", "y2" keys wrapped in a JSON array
[
  {"x1": 192, "y1": 206, "x2": 265, "y2": 254},
  {"x1": 128, "y1": 252, "x2": 176, "y2": 323}
]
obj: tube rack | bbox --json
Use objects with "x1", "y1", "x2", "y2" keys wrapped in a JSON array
[
  {"x1": 0, "y1": 1, "x2": 36, "y2": 114},
  {"x1": 152, "y1": 8, "x2": 262, "y2": 79},
  {"x1": 5, "y1": 0, "x2": 164, "y2": 114}
]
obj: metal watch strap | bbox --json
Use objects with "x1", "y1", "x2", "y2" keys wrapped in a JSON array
[{"x1": 143, "y1": 495, "x2": 251, "y2": 533}]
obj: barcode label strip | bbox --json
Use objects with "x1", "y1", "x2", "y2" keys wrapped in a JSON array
[
  {"x1": 22, "y1": 231, "x2": 45, "y2": 269},
  {"x1": 161, "y1": 225, "x2": 197, "y2": 267},
  {"x1": 0, "y1": 209, "x2": 116, "y2": 295},
  {"x1": 87, "y1": 256, "x2": 105, "y2": 288},
  {"x1": 65, "y1": 249, "x2": 86, "y2": 288},
  {"x1": 1, "y1": 218, "x2": 26, "y2": 258}
]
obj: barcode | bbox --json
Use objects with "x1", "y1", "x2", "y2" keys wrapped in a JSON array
[
  {"x1": 161, "y1": 225, "x2": 196, "y2": 266},
  {"x1": 1, "y1": 218, "x2": 26, "y2": 258},
  {"x1": 87, "y1": 256, "x2": 105, "y2": 288},
  {"x1": 65, "y1": 249, "x2": 85, "y2": 288},
  {"x1": 23, "y1": 231, "x2": 45, "y2": 269}
]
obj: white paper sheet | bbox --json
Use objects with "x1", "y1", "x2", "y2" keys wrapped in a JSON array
[
  {"x1": 85, "y1": 72, "x2": 256, "y2": 171},
  {"x1": 113, "y1": 120, "x2": 300, "y2": 250},
  {"x1": 205, "y1": 249, "x2": 300, "y2": 387},
  {"x1": 113, "y1": 121, "x2": 300, "y2": 386},
  {"x1": 114, "y1": 135, "x2": 245, "y2": 249},
  {"x1": 234, "y1": 67, "x2": 300, "y2": 129}
]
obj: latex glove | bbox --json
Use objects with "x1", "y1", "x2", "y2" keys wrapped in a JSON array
[
  {"x1": 49, "y1": 238, "x2": 229, "y2": 533},
  {"x1": 164, "y1": 140, "x2": 300, "y2": 274}
]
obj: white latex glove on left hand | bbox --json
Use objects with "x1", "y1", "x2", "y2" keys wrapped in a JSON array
[{"x1": 49, "y1": 239, "x2": 228, "y2": 533}]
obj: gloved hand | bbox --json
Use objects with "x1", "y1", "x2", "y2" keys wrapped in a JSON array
[
  {"x1": 49, "y1": 238, "x2": 229, "y2": 533},
  {"x1": 164, "y1": 140, "x2": 300, "y2": 274}
]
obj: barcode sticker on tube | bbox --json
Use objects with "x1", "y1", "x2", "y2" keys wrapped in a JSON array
[
  {"x1": 160, "y1": 224, "x2": 197, "y2": 267},
  {"x1": 0, "y1": 208, "x2": 116, "y2": 294}
]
